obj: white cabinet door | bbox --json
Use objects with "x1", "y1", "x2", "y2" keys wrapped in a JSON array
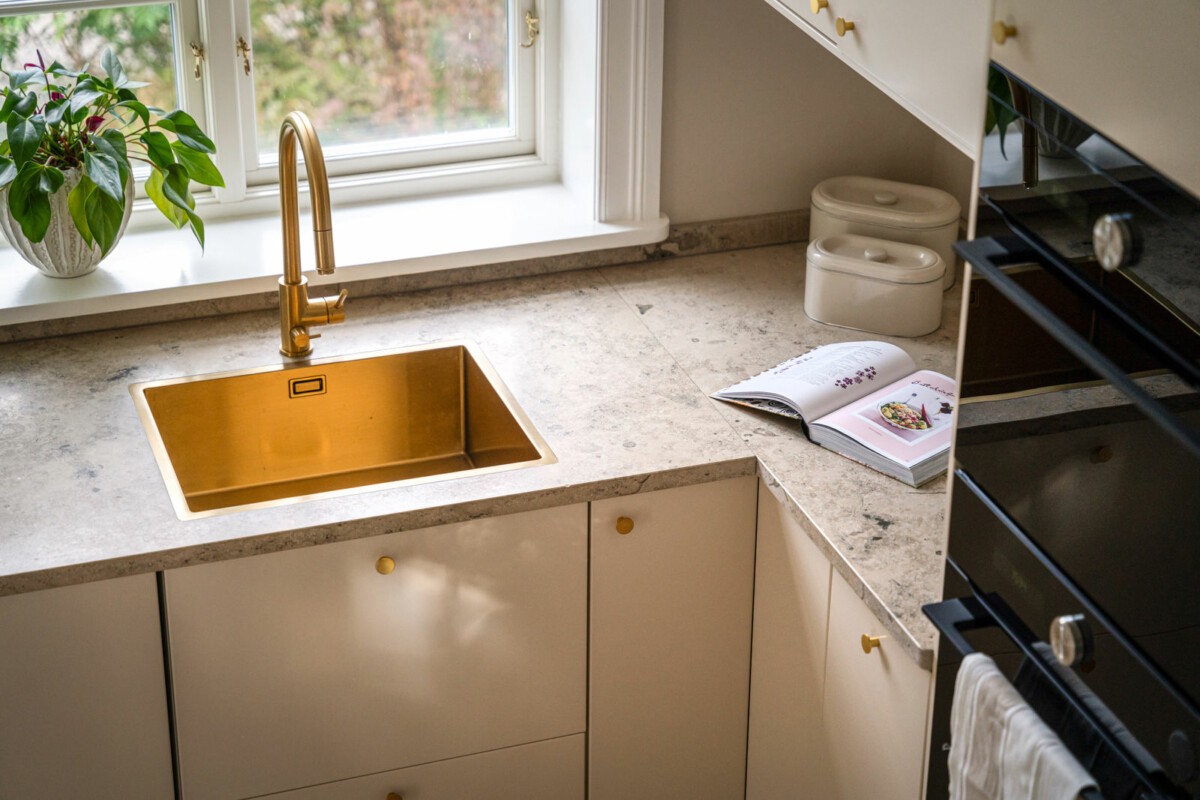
[
  {"x1": 764, "y1": 0, "x2": 992, "y2": 155},
  {"x1": 589, "y1": 476, "x2": 757, "y2": 800},
  {"x1": 992, "y1": 0, "x2": 1200, "y2": 197},
  {"x1": 823, "y1": 571, "x2": 933, "y2": 800},
  {"x1": 267, "y1": 734, "x2": 585, "y2": 800},
  {"x1": 165, "y1": 504, "x2": 587, "y2": 800},
  {"x1": 746, "y1": 481, "x2": 834, "y2": 799},
  {"x1": 0, "y1": 573, "x2": 175, "y2": 800}
]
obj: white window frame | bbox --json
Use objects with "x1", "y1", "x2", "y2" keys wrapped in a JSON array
[{"x1": 0, "y1": 0, "x2": 666, "y2": 325}]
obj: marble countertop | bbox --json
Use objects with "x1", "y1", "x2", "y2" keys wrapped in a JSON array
[{"x1": 0, "y1": 243, "x2": 959, "y2": 667}]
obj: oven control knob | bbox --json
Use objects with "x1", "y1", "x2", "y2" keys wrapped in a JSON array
[
  {"x1": 1092, "y1": 212, "x2": 1142, "y2": 271},
  {"x1": 1050, "y1": 613, "x2": 1094, "y2": 668}
]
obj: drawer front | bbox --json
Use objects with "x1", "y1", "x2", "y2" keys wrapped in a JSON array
[
  {"x1": 269, "y1": 734, "x2": 584, "y2": 800},
  {"x1": 166, "y1": 504, "x2": 587, "y2": 800},
  {"x1": 834, "y1": 0, "x2": 990, "y2": 155},
  {"x1": 822, "y1": 572, "x2": 933, "y2": 800},
  {"x1": 771, "y1": 0, "x2": 840, "y2": 45}
]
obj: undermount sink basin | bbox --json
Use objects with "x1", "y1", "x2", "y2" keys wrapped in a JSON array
[{"x1": 130, "y1": 342, "x2": 555, "y2": 519}]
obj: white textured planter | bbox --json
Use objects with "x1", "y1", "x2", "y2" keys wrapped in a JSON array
[{"x1": 0, "y1": 168, "x2": 134, "y2": 279}]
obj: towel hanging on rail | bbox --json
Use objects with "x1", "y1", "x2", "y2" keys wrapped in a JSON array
[{"x1": 950, "y1": 652, "x2": 1100, "y2": 800}]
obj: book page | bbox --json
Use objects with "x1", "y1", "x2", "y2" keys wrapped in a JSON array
[
  {"x1": 812, "y1": 370, "x2": 957, "y2": 468},
  {"x1": 713, "y1": 341, "x2": 916, "y2": 421}
]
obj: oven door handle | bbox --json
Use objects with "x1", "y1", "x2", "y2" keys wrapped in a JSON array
[{"x1": 956, "y1": 236, "x2": 1200, "y2": 461}]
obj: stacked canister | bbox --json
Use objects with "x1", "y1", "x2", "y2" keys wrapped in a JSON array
[{"x1": 804, "y1": 176, "x2": 960, "y2": 337}]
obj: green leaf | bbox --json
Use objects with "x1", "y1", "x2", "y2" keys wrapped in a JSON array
[
  {"x1": 8, "y1": 69, "x2": 43, "y2": 90},
  {"x1": 7, "y1": 115, "x2": 45, "y2": 167},
  {"x1": 13, "y1": 93, "x2": 36, "y2": 117},
  {"x1": 101, "y1": 50, "x2": 127, "y2": 88},
  {"x1": 163, "y1": 109, "x2": 199, "y2": 128},
  {"x1": 70, "y1": 87, "x2": 104, "y2": 114},
  {"x1": 160, "y1": 163, "x2": 195, "y2": 211},
  {"x1": 987, "y1": 68, "x2": 1019, "y2": 160},
  {"x1": 44, "y1": 98, "x2": 68, "y2": 127},
  {"x1": 0, "y1": 156, "x2": 16, "y2": 190},
  {"x1": 6, "y1": 163, "x2": 52, "y2": 242},
  {"x1": 146, "y1": 168, "x2": 187, "y2": 229},
  {"x1": 84, "y1": 185, "x2": 126, "y2": 255},
  {"x1": 84, "y1": 151, "x2": 125, "y2": 204},
  {"x1": 98, "y1": 129, "x2": 129, "y2": 161},
  {"x1": 172, "y1": 141, "x2": 225, "y2": 187},
  {"x1": 47, "y1": 61, "x2": 85, "y2": 79},
  {"x1": 174, "y1": 125, "x2": 216, "y2": 154},
  {"x1": 0, "y1": 92, "x2": 18, "y2": 126},
  {"x1": 140, "y1": 131, "x2": 175, "y2": 170},
  {"x1": 68, "y1": 176, "x2": 96, "y2": 246},
  {"x1": 38, "y1": 165, "x2": 64, "y2": 195}
]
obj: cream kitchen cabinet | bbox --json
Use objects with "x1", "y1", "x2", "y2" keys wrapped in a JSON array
[
  {"x1": 746, "y1": 481, "x2": 834, "y2": 799},
  {"x1": 0, "y1": 573, "x2": 175, "y2": 800},
  {"x1": 746, "y1": 484, "x2": 934, "y2": 800},
  {"x1": 990, "y1": 0, "x2": 1200, "y2": 197},
  {"x1": 822, "y1": 570, "x2": 934, "y2": 800},
  {"x1": 164, "y1": 504, "x2": 587, "y2": 800},
  {"x1": 589, "y1": 476, "x2": 758, "y2": 800},
  {"x1": 765, "y1": 0, "x2": 992, "y2": 155}
]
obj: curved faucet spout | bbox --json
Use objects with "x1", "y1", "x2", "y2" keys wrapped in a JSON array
[{"x1": 277, "y1": 111, "x2": 347, "y2": 358}]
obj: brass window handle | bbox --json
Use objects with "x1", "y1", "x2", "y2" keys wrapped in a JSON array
[
  {"x1": 189, "y1": 41, "x2": 205, "y2": 81},
  {"x1": 236, "y1": 35, "x2": 253, "y2": 75},
  {"x1": 521, "y1": 9, "x2": 540, "y2": 48}
]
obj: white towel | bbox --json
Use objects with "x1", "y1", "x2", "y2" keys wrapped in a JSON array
[{"x1": 949, "y1": 652, "x2": 1099, "y2": 800}]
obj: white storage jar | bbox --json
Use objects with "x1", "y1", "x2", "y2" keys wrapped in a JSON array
[
  {"x1": 804, "y1": 234, "x2": 945, "y2": 338},
  {"x1": 810, "y1": 176, "x2": 961, "y2": 290}
]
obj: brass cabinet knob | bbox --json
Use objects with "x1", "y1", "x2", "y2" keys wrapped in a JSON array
[
  {"x1": 376, "y1": 556, "x2": 396, "y2": 575},
  {"x1": 992, "y1": 20, "x2": 1017, "y2": 45},
  {"x1": 835, "y1": 17, "x2": 856, "y2": 36},
  {"x1": 616, "y1": 516, "x2": 635, "y2": 535},
  {"x1": 387, "y1": 794, "x2": 404, "y2": 800},
  {"x1": 810, "y1": 0, "x2": 828, "y2": 14},
  {"x1": 861, "y1": 633, "x2": 886, "y2": 654}
]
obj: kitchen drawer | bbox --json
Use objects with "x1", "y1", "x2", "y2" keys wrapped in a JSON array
[
  {"x1": 822, "y1": 571, "x2": 934, "y2": 800},
  {"x1": 770, "y1": 0, "x2": 840, "y2": 45},
  {"x1": 267, "y1": 734, "x2": 585, "y2": 800},
  {"x1": 991, "y1": 0, "x2": 1200, "y2": 197},
  {"x1": 165, "y1": 504, "x2": 587, "y2": 800}
]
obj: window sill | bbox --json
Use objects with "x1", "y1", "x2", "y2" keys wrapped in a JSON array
[{"x1": 0, "y1": 181, "x2": 669, "y2": 326}]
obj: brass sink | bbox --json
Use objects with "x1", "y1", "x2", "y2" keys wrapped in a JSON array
[{"x1": 130, "y1": 342, "x2": 555, "y2": 519}]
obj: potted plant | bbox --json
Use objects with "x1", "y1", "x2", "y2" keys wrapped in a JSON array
[{"x1": 0, "y1": 50, "x2": 223, "y2": 278}]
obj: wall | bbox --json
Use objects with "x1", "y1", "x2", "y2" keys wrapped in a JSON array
[{"x1": 659, "y1": 0, "x2": 973, "y2": 225}]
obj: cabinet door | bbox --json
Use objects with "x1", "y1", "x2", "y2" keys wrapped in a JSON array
[
  {"x1": 267, "y1": 734, "x2": 584, "y2": 800},
  {"x1": 0, "y1": 573, "x2": 175, "y2": 800},
  {"x1": 746, "y1": 481, "x2": 834, "y2": 799},
  {"x1": 590, "y1": 476, "x2": 757, "y2": 800},
  {"x1": 992, "y1": 0, "x2": 1200, "y2": 196},
  {"x1": 166, "y1": 504, "x2": 587, "y2": 800},
  {"x1": 823, "y1": 572, "x2": 933, "y2": 800}
]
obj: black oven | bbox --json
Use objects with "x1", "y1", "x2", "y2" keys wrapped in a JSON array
[{"x1": 924, "y1": 65, "x2": 1200, "y2": 799}]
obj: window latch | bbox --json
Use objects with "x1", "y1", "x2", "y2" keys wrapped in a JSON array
[
  {"x1": 236, "y1": 36, "x2": 253, "y2": 76},
  {"x1": 189, "y1": 41, "x2": 205, "y2": 81},
  {"x1": 521, "y1": 9, "x2": 540, "y2": 48}
]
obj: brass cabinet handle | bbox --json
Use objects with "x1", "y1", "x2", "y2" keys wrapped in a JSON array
[
  {"x1": 835, "y1": 17, "x2": 856, "y2": 36},
  {"x1": 992, "y1": 20, "x2": 1017, "y2": 45},
  {"x1": 861, "y1": 633, "x2": 886, "y2": 654},
  {"x1": 376, "y1": 556, "x2": 396, "y2": 575},
  {"x1": 616, "y1": 516, "x2": 635, "y2": 535},
  {"x1": 810, "y1": 0, "x2": 828, "y2": 13}
]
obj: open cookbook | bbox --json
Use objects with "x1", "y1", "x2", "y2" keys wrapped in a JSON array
[{"x1": 712, "y1": 341, "x2": 956, "y2": 486}]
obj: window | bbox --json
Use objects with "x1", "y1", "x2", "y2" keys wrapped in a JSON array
[{"x1": 0, "y1": 0, "x2": 538, "y2": 206}]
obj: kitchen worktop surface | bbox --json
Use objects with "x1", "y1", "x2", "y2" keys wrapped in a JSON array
[{"x1": 0, "y1": 243, "x2": 959, "y2": 667}]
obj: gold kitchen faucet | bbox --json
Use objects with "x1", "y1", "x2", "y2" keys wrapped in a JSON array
[{"x1": 277, "y1": 111, "x2": 348, "y2": 358}]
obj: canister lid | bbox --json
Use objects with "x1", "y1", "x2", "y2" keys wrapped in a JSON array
[
  {"x1": 811, "y1": 176, "x2": 961, "y2": 229},
  {"x1": 807, "y1": 234, "x2": 945, "y2": 284}
]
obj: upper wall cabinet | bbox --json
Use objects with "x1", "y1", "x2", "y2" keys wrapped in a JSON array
[
  {"x1": 991, "y1": 0, "x2": 1200, "y2": 197},
  {"x1": 765, "y1": 0, "x2": 993, "y2": 157}
]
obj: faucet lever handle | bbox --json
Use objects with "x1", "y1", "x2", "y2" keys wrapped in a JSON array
[{"x1": 334, "y1": 289, "x2": 349, "y2": 309}]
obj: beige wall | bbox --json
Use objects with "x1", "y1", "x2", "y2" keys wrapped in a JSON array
[{"x1": 659, "y1": 0, "x2": 973, "y2": 224}]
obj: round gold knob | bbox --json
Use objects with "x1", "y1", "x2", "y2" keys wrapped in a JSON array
[
  {"x1": 992, "y1": 20, "x2": 1017, "y2": 45},
  {"x1": 861, "y1": 633, "x2": 886, "y2": 654},
  {"x1": 387, "y1": 793, "x2": 404, "y2": 800},
  {"x1": 835, "y1": 17, "x2": 855, "y2": 36},
  {"x1": 616, "y1": 516, "x2": 635, "y2": 535},
  {"x1": 375, "y1": 556, "x2": 396, "y2": 575},
  {"x1": 810, "y1": 0, "x2": 828, "y2": 14}
]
